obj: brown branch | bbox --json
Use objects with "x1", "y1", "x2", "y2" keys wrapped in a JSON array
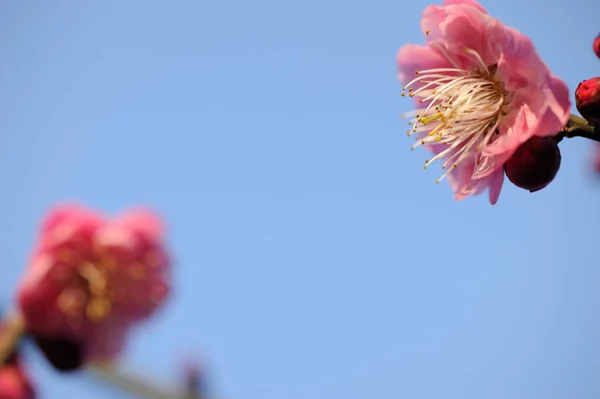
[
  {"x1": 90, "y1": 364, "x2": 177, "y2": 399},
  {"x1": 0, "y1": 312, "x2": 25, "y2": 365},
  {"x1": 90, "y1": 364, "x2": 209, "y2": 399},
  {"x1": 555, "y1": 114, "x2": 598, "y2": 143}
]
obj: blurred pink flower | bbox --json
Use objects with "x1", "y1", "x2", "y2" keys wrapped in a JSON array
[
  {"x1": 0, "y1": 351, "x2": 35, "y2": 399},
  {"x1": 397, "y1": 0, "x2": 570, "y2": 204},
  {"x1": 594, "y1": 33, "x2": 600, "y2": 60},
  {"x1": 16, "y1": 204, "x2": 170, "y2": 363},
  {"x1": 593, "y1": 143, "x2": 600, "y2": 174}
]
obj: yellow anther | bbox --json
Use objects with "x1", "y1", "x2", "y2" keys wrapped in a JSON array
[
  {"x1": 87, "y1": 297, "x2": 111, "y2": 322},
  {"x1": 418, "y1": 113, "x2": 443, "y2": 125}
]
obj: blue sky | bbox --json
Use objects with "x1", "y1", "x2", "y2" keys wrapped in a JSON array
[{"x1": 0, "y1": 0, "x2": 599, "y2": 398}]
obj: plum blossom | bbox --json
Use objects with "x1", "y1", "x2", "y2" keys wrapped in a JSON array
[
  {"x1": 16, "y1": 204, "x2": 170, "y2": 363},
  {"x1": 397, "y1": 0, "x2": 570, "y2": 204}
]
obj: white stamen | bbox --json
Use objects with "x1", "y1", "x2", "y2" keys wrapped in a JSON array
[{"x1": 401, "y1": 47, "x2": 507, "y2": 182}]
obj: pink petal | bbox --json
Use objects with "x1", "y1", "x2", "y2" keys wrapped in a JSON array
[
  {"x1": 420, "y1": 4, "x2": 447, "y2": 40},
  {"x1": 484, "y1": 103, "x2": 537, "y2": 156},
  {"x1": 487, "y1": 168, "x2": 504, "y2": 205},
  {"x1": 113, "y1": 208, "x2": 165, "y2": 243},
  {"x1": 397, "y1": 44, "x2": 450, "y2": 85},
  {"x1": 472, "y1": 151, "x2": 511, "y2": 179},
  {"x1": 495, "y1": 27, "x2": 547, "y2": 89},
  {"x1": 38, "y1": 204, "x2": 104, "y2": 251},
  {"x1": 538, "y1": 74, "x2": 571, "y2": 133},
  {"x1": 440, "y1": 7, "x2": 492, "y2": 58},
  {"x1": 442, "y1": 0, "x2": 488, "y2": 13}
]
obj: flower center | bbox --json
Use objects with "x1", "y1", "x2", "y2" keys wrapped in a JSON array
[
  {"x1": 402, "y1": 48, "x2": 509, "y2": 182},
  {"x1": 56, "y1": 249, "x2": 116, "y2": 323}
]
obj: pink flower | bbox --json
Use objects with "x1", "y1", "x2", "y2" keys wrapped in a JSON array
[
  {"x1": 397, "y1": 0, "x2": 570, "y2": 204},
  {"x1": 16, "y1": 204, "x2": 170, "y2": 363},
  {"x1": 593, "y1": 143, "x2": 600, "y2": 174},
  {"x1": 594, "y1": 33, "x2": 600, "y2": 60}
]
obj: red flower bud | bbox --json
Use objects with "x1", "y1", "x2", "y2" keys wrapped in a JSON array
[
  {"x1": 594, "y1": 33, "x2": 600, "y2": 59},
  {"x1": 576, "y1": 77, "x2": 600, "y2": 127},
  {"x1": 504, "y1": 136, "x2": 561, "y2": 192},
  {"x1": 0, "y1": 352, "x2": 35, "y2": 399}
]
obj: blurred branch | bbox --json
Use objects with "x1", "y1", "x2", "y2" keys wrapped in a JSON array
[
  {"x1": 90, "y1": 365, "x2": 176, "y2": 399},
  {"x1": 556, "y1": 114, "x2": 598, "y2": 142},
  {"x1": 0, "y1": 312, "x2": 25, "y2": 365},
  {"x1": 90, "y1": 364, "x2": 205, "y2": 399}
]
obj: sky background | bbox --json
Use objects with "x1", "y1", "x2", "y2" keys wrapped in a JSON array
[{"x1": 0, "y1": 0, "x2": 599, "y2": 398}]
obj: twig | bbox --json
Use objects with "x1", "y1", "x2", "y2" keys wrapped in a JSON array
[
  {"x1": 555, "y1": 114, "x2": 598, "y2": 142},
  {"x1": 0, "y1": 312, "x2": 25, "y2": 365},
  {"x1": 90, "y1": 364, "x2": 178, "y2": 399},
  {"x1": 90, "y1": 364, "x2": 215, "y2": 399}
]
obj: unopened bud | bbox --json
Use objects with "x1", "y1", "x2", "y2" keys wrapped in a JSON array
[
  {"x1": 594, "y1": 33, "x2": 600, "y2": 59},
  {"x1": 504, "y1": 136, "x2": 561, "y2": 192},
  {"x1": 31, "y1": 335, "x2": 84, "y2": 372},
  {"x1": 576, "y1": 77, "x2": 600, "y2": 127},
  {"x1": 0, "y1": 350, "x2": 35, "y2": 399}
]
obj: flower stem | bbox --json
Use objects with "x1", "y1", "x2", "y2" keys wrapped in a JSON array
[
  {"x1": 556, "y1": 114, "x2": 598, "y2": 142},
  {"x1": 90, "y1": 364, "x2": 174, "y2": 399},
  {"x1": 90, "y1": 364, "x2": 207, "y2": 399},
  {"x1": 0, "y1": 312, "x2": 25, "y2": 365}
]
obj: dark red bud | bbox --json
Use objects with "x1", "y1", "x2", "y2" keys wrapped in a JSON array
[
  {"x1": 31, "y1": 335, "x2": 84, "y2": 372},
  {"x1": 576, "y1": 77, "x2": 600, "y2": 127},
  {"x1": 0, "y1": 351, "x2": 35, "y2": 399},
  {"x1": 504, "y1": 136, "x2": 561, "y2": 192},
  {"x1": 594, "y1": 33, "x2": 600, "y2": 59}
]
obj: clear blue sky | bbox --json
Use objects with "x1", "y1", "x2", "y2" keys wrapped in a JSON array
[{"x1": 0, "y1": 1, "x2": 599, "y2": 398}]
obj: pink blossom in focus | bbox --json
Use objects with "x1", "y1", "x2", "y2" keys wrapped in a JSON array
[
  {"x1": 397, "y1": 0, "x2": 570, "y2": 204},
  {"x1": 16, "y1": 204, "x2": 170, "y2": 363}
]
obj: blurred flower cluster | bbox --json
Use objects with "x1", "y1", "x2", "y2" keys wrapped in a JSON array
[{"x1": 0, "y1": 205, "x2": 174, "y2": 398}]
